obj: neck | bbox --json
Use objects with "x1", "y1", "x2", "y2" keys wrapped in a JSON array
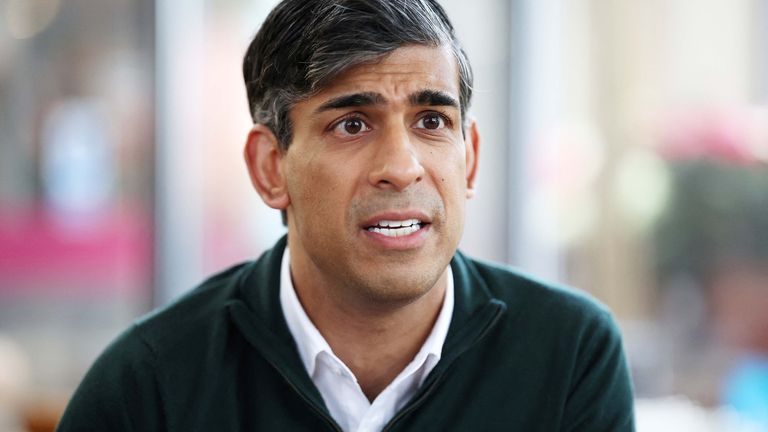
[{"x1": 291, "y1": 258, "x2": 448, "y2": 401}]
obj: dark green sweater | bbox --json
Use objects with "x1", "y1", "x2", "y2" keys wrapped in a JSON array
[{"x1": 58, "y1": 236, "x2": 635, "y2": 431}]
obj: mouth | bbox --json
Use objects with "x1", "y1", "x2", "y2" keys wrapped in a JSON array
[
  {"x1": 365, "y1": 218, "x2": 425, "y2": 237},
  {"x1": 360, "y1": 212, "x2": 432, "y2": 249}
]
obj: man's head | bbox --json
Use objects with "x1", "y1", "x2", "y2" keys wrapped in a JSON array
[
  {"x1": 244, "y1": 0, "x2": 480, "y2": 309},
  {"x1": 243, "y1": 0, "x2": 474, "y2": 150}
]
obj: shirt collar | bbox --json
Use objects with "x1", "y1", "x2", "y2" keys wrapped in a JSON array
[
  {"x1": 279, "y1": 246, "x2": 454, "y2": 377},
  {"x1": 279, "y1": 247, "x2": 333, "y2": 375}
]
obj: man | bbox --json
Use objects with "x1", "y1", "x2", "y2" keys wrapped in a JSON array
[{"x1": 58, "y1": 1, "x2": 635, "y2": 431}]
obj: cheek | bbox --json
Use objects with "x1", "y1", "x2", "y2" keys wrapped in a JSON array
[
  {"x1": 287, "y1": 156, "x2": 350, "y2": 223},
  {"x1": 433, "y1": 152, "x2": 468, "y2": 199},
  {"x1": 442, "y1": 156, "x2": 470, "y2": 227}
]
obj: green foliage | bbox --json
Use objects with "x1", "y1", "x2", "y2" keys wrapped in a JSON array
[{"x1": 653, "y1": 160, "x2": 768, "y2": 282}]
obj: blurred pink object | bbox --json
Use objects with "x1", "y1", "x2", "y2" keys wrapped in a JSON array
[
  {"x1": 0, "y1": 207, "x2": 151, "y2": 296},
  {"x1": 658, "y1": 107, "x2": 767, "y2": 165}
]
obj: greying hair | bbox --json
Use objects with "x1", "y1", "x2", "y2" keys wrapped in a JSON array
[{"x1": 243, "y1": 0, "x2": 474, "y2": 151}]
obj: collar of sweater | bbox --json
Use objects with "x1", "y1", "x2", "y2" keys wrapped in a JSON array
[{"x1": 226, "y1": 235, "x2": 508, "y2": 427}]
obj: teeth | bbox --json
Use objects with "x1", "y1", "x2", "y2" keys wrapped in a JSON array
[
  {"x1": 376, "y1": 219, "x2": 419, "y2": 228},
  {"x1": 368, "y1": 224, "x2": 421, "y2": 237}
]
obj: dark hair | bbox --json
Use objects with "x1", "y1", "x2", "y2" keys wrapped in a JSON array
[{"x1": 243, "y1": 0, "x2": 474, "y2": 151}]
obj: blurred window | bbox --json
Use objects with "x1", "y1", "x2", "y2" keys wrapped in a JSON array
[{"x1": 0, "y1": 0, "x2": 154, "y2": 427}]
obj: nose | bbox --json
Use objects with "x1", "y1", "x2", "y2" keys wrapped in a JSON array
[{"x1": 367, "y1": 126, "x2": 424, "y2": 191}]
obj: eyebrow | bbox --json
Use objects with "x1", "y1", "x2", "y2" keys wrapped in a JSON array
[
  {"x1": 409, "y1": 89, "x2": 459, "y2": 108},
  {"x1": 316, "y1": 92, "x2": 386, "y2": 113},
  {"x1": 314, "y1": 89, "x2": 460, "y2": 114}
]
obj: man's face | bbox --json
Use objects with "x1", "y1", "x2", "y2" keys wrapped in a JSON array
[{"x1": 280, "y1": 44, "x2": 477, "y2": 305}]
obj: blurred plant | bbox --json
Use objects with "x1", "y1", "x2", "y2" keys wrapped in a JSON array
[
  {"x1": 654, "y1": 107, "x2": 768, "y2": 284},
  {"x1": 653, "y1": 160, "x2": 768, "y2": 283},
  {"x1": 651, "y1": 108, "x2": 768, "y2": 415}
]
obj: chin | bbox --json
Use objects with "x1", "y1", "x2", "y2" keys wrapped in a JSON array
[{"x1": 353, "y1": 269, "x2": 443, "y2": 306}]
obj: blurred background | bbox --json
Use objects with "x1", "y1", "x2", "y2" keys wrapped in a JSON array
[{"x1": 0, "y1": 0, "x2": 766, "y2": 431}]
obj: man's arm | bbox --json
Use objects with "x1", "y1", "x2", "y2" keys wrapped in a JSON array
[
  {"x1": 57, "y1": 326, "x2": 167, "y2": 431},
  {"x1": 562, "y1": 309, "x2": 636, "y2": 432}
]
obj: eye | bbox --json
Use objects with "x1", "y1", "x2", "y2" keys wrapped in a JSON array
[
  {"x1": 415, "y1": 112, "x2": 448, "y2": 130},
  {"x1": 331, "y1": 116, "x2": 371, "y2": 137}
]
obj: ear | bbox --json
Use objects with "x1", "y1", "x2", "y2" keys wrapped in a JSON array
[
  {"x1": 464, "y1": 118, "x2": 480, "y2": 199},
  {"x1": 244, "y1": 125, "x2": 290, "y2": 210}
]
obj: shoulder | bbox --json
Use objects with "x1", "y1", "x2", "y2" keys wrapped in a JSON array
[
  {"x1": 130, "y1": 262, "x2": 254, "y2": 359},
  {"x1": 456, "y1": 253, "x2": 627, "y2": 372},
  {"x1": 460, "y1": 254, "x2": 614, "y2": 328},
  {"x1": 457, "y1": 254, "x2": 635, "y2": 430},
  {"x1": 58, "y1": 262, "x2": 259, "y2": 431},
  {"x1": 85, "y1": 261, "x2": 255, "y2": 376}
]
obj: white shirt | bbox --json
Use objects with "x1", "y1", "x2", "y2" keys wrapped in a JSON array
[{"x1": 279, "y1": 248, "x2": 454, "y2": 432}]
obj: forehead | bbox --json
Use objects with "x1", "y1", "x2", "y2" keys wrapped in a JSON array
[{"x1": 312, "y1": 44, "x2": 460, "y2": 103}]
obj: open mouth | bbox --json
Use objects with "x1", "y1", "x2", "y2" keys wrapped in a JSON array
[{"x1": 365, "y1": 218, "x2": 425, "y2": 237}]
